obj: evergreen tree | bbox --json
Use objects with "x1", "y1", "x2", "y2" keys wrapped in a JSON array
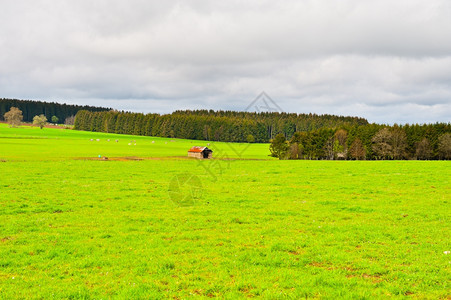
[{"x1": 72, "y1": 109, "x2": 450, "y2": 160}]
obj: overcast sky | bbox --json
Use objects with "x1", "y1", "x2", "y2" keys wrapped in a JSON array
[{"x1": 1, "y1": 0, "x2": 450, "y2": 124}]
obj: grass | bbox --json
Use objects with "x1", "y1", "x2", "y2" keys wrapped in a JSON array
[
  {"x1": 0, "y1": 124, "x2": 267, "y2": 161},
  {"x1": 0, "y1": 123, "x2": 450, "y2": 299}
]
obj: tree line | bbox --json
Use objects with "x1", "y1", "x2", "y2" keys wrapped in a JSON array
[
  {"x1": 73, "y1": 109, "x2": 368, "y2": 143},
  {"x1": 3, "y1": 106, "x2": 69, "y2": 129},
  {"x1": 73, "y1": 109, "x2": 450, "y2": 159},
  {"x1": 269, "y1": 124, "x2": 451, "y2": 160},
  {"x1": 0, "y1": 98, "x2": 111, "y2": 124}
]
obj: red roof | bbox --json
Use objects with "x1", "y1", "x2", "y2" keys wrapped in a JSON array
[{"x1": 188, "y1": 146, "x2": 209, "y2": 153}]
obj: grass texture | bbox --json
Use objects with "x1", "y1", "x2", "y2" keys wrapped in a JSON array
[{"x1": 0, "y1": 123, "x2": 450, "y2": 299}]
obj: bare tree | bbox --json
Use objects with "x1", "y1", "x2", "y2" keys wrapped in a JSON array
[
  {"x1": 349, "y1": 138, "x2": 366, "y2": 160},
  {"x1": 4, "y1": 107, "x2": 23, "y2": 127},
  {"x1": 64, "y1": 115, "x2": 75, "y2": 125},
  {"x1": 372, "y1": 128, "x2": 393, "y2": 159},
  {"x1": 415, "y1": 138, "x2": 432, "y2": 160},
  {"x1": 391, "y1": 126, "x2": 408, "y2": 159},
  {"x1": 334, "y1": 129, "x2": 348, "y2": 147},
  {"x1": 372, "y1": 127, "x2": 407, "y2": 159},
  {"x1": 438, "y1": 133, "x2": 451, "y2": 160},
  {"x1": 324, "y1": 136, "x2": 335, "y2": 160}
]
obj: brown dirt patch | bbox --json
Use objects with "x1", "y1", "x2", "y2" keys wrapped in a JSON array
[
  {"x1": 1, "y1": 236, "x2": 15, "y2": 243},
  {"x1": 73, "y1": 156, "x2": 190, "y2": 161},
  {"x1": 0, "y1": 121, "x2": 70, "y2": 129}
]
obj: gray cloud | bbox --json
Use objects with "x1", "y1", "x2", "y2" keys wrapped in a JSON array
[{"x1": 0, "y1": 0, "x2": 450, "y2": 124}]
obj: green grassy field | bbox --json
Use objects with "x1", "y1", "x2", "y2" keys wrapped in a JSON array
[
  {"x1": 0, "y1": 123, "x2": 450, "y2": 299},
  {"x1": 0, "y1": 124, "x2": 267, "y2": 161}
]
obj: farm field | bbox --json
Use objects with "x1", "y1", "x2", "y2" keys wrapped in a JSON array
[
  {"x1": 0, "y1": 124, "x2": 267, "y2": 161},
  {"x1": 0, "y1": 123, "x2": 450, "y2": 299}
]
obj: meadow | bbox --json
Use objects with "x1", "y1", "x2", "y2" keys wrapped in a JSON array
[{"x1": 0, "y1": 123, "x2": 450, "y2": 299}]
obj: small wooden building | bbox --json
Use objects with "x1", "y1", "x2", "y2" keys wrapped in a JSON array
[{"x1": 188, "y1": 146, "x2": 213, "y2": 159}]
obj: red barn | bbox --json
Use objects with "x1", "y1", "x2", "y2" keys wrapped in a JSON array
[{"x1": 188, "y1": 146, "x2": 213, "y2": 159}]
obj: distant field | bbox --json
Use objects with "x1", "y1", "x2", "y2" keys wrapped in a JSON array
[
  {"x1": 0, "y1": 124, "x2": 268, "y2": 161},
  {"x1": 0, "y1": 123, "x2": 450, "y2": 299}
]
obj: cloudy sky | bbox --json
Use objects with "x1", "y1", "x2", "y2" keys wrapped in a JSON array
[{"x1": 1, "y1": 0, "x2": 450, "y2": 124}]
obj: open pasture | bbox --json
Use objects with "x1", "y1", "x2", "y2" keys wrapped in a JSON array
[
  {"x1": 0, "y1": 124, "x2": 450, "y2": 299},
  {"x1": 0, "y1": 124, "x2": 266, "y2": 161}
]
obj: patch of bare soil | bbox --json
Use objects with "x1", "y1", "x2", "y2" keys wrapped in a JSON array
[
  {"x1": 30, "y1": 123, "x2": 70, "y2": 129},
  {"x1": 0, "y1": 121, "x2": 70, "y2": 129},
  {"x1": 73, "y1": 156, "x2": 190, "y2": 161},
  {"x1": 73, "y1": 156, "x2": 266, "y2": 161}
]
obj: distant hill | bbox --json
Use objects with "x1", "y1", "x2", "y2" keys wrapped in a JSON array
[{"x1": 0, "y1": 98, "x2": 111, "y2": 123}]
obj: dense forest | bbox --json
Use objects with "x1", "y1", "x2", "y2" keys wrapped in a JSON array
[
  {"x1": 269, "y1": 124, "x2": 451, "y2": 160},
  {"x1": 73, "y1": 109, "x2": 450, "y2": 160},
  {"x1": 0, "y1": 98, "x2": 111, "y2": 123},
  {"x1": 74, "y1": 109, "x2": 368, "y2": 142},
  {"x1": 74, "y1": 109, "x2": 451, "y2": 160}
]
